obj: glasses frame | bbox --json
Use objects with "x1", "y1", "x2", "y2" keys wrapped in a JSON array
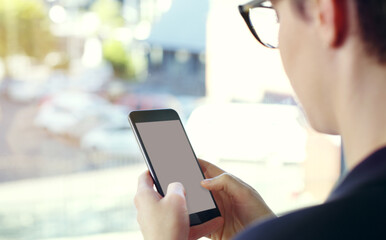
[{"x1": 238, "y1": 0, "x2": 278, "y2": 49}]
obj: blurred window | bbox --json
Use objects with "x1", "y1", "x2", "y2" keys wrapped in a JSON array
[{"x1": 0, "y1": 0, "x2": 340, "y2": 239}]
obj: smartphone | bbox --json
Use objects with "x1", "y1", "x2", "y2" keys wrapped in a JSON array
[{"x1": 128, "y1": 109, "x2": 221, "y2": 226}]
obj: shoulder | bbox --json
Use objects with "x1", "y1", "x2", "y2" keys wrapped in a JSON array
[
  {"x1": 234, "y1": 183, "x2": 386, "y2": 240},
  {"x1": 234, "y1": 147, "x2": 386, "y2": 240}
]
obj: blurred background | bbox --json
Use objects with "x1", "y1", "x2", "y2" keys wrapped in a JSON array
[{"x1": 0, "y1": 0, "x2": 341, "y2": 239}]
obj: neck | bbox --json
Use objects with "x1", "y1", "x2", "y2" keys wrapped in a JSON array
[{"x1": 338, "y1": 54, "x2": 386, "y2": 171}]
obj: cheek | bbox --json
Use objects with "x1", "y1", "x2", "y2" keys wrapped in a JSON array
[
  {"x1": 278, "y1": 22, "x2": 298, "y2": 88},
  {"x1": 279, "y1": 27, "x2": 334, "y2": 133},
  {"x1": 276, "y1": 6, "x2": 337, "y2": 133},
  {"x1": 278, "y1": 22, "x2": 319, "y2": 127},
  {"x1": 278, "y1": 14, "x2": 315, "y2": 99}
]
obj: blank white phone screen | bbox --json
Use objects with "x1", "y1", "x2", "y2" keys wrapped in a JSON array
[{"x1": 136, "y1": 120, "x2": 216, "y2": 214}]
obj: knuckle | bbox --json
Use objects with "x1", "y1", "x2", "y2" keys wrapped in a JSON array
[
  {"x1": 220, "y1": 172, "x2": 233, "y2": 182},
  {"x1": 168, "y1": 192, "x2": 186, "y2": 205},
  {"x1": 164, "y1": 194, "x2": 187, "y2": 212}
]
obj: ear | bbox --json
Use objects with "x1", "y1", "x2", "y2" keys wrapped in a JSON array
[{"x1": 316, "y1": 0, "x2": 348, "y2": 47}]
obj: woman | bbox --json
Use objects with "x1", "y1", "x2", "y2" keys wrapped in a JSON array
[{"x1": 135, "y1": 0, "x2": 386, "y2": 239}]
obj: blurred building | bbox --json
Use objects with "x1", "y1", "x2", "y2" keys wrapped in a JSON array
[{"x1": 143, "y1": 0, "x2": 208, "y2": 96}]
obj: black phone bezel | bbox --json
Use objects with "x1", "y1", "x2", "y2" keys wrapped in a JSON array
[{"x1": 128, "y1": 109, "x2": 221, "y2": 226}]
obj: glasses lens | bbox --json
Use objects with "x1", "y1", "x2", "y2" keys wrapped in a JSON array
[{"x1": 249, "y1": 7, "x2": 279, "y2": 48}]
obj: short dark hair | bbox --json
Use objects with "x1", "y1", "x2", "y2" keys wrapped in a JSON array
[{"x1": 355, "y1": 0, "x2": 386, "y2": 63}]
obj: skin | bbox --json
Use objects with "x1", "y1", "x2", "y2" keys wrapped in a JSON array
[
  {"x1": 135, "y1": 160, "x2": 274, "y2": 240},
  {"x1": 276, "y1": 0, "x2": 386, "y2": 169},
  {"x1": 135, "y1": 0, "x2": 386, "y2": 239}
]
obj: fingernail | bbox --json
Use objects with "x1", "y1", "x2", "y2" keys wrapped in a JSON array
[
  {"x1": 170, "y1": 182, "x2": 185, "y2": 197},
  {"x1": 201, "y1": 179, "x2": 211, "y2": 185}
]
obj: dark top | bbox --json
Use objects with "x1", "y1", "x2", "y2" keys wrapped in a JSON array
[{"x1": 235, "y1": 147, "x2": 386, "y2": 240}]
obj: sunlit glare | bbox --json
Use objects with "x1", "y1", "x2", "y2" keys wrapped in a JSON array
[
  {"x1": 81, "y1": 12, "x2": 101, "y2": 35},
  {"x1": 157, "y1": 0, "x2": 172, "y2": 13},
  {"x1": 123, "y1": 6, "x2": 138, "y2": 23},
  {"x1": 82, "y1": 38, "x2": 103, "y2": 68},
  {"x1": 49, "y1": 5, "x2": 67, "y2": 24},
  {"x1": 134, "y1": 21, "x2": 152, "y2": 41}
]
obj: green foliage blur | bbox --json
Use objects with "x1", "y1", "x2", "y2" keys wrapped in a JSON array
[
  {"x1": 103, "y1": 39, "x2": 136, "y2": 80},
  {"x1": 0, "y1": 0, "x2": 55, "y2": 61},
  {"x1": 92, "y1": 0, "x2": 147, "y2": 81},
  {"x1": 91, "y1": 0, "x2": 125, "y2": 29},
  {"x1": 0, "y1": 0, "x2": 146, "y2": 80}
]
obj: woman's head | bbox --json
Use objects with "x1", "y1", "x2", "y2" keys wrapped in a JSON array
[{"x1": 272, "y1": 0, "x2": 386, "y2": 134}]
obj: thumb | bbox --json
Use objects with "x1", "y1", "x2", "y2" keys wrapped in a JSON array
[
  {"x1": 201, "y1": 173, "x2": 244, "y2": 195},
  {"x1": 165, "y1": 182, "x2": 186, "y2": 201}
]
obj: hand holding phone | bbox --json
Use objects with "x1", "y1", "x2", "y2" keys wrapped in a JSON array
[{"x1": 129, "y1": 109, "x2": 221, "y2": 226}]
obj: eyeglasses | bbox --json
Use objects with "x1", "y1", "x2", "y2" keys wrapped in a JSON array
[{"x1": 239, "y1": 0, "x2": 279, "y2": 48}]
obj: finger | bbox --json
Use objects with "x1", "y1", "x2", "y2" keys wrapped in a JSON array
[
  {"x1": 188, "y1": 217, "x2": 224, "y2": 240},
  {"x1": 166, "y1": 182, "x2": 186, "y2": 199},
  {"x1": 198, "y1": 159, "x2": 225, "y2": 178},
  {"x1": 201, "y1": 173, "x2": 246, "y2": 196},
  {"x1": 137, "y1": 171, "x2": 153, "y2": 190},
  {"x1": 135, "y1": 171, "x2": 160, "y2": 208},
  {"x1": 163, "y1": 182, "x2": 189, "y2": 222},
  {"x1": 163, "y1": 182, "x2": 187, "y2": 209}
]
